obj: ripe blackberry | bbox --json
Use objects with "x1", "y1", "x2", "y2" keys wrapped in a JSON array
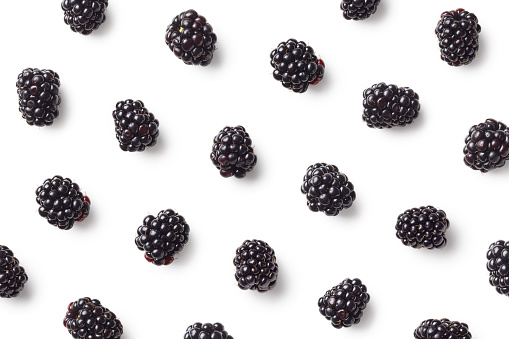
[
  {"x1": 270, "y1": 39, "x2": 325, "y2": 93},
  {"x1": 414, "y1": 319, "x2": 471, "y2": 339},
  {"x1": 0, "y1": 246, "x2": 28, "y2": 298},
  {"x1": 135, "y1": 209, "x2": 190, "y2": 266},
  {"x1": 63, "y1": 297, "x2": 123, "y2": 339},
  {"x1": 36, "y1": 175, "x2": 91, "y2": 230},
  {"x1": 61, "y1": 0, "x2": 108, "y2": 35},
  {"x1": 486, "y1": 240, "x2": 509, "y2": 296},
  {"x1": 16, "y1": 68, "x2": 61, "y2": 127},
  {"x1": 318, "y1": 278, "x2": 370, "y2": 329},
  {"x1": 301, "y1": 163, "x2": 356, "y2": 216},
  {"x1": 395, "y1": 206, "x2": 449, "y2": 249},
  {"x1": 233, "y1": 239, "x2": 278, "y2": 292},
  {"x1": 210, "y1": 126, "x2": 257, "y2": 179},
  {"x1": 112, "y1": 99, "x2": 159, "y2": 152},
  {"x1": 463, "y1": 119, "x2": 509, "y2": 173},
  {"x1": 435, "y1": 9, "x2": 481, "y2": 66},
  {"x1": 165, "y1": 9, "x2": 217, "y2": 66},
  {"x1": 184, "y1": 323, "x2": 233, "y2": 339},
  {"x1": 340, "y1": 0, "x2": 381, "y2": 21},
  {"x1": 362, "y1": 82, "x2": 420, "y2": 128}
]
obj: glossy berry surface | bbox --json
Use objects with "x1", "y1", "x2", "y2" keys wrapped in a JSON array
[
  {"x1": 112, "y1": 99, "x2": 159, "y2": 152},
  {"x1": 414, "y1": 319, "x2": 471, "y2": 339},
  {"x1": 210, "y1": 126, "x2": 257, "y2": 178},
  {"x1": 61, "y1": 0, "x2": 108, "y2": 35},
  {"x1": 341, "y1": 0, "x2": 380, "y2": 20},
  {"x1": 165, "y1": 9, "x2": 217, "y2": 66},
  {"x1": 135, "y1": 209, "x2": 190, "y2": 266},
  {"x1": 362, "y1": 82, "x2": 420, "y2": 128},
  {"x1": 0, "y1": 246, "x2": 28, "y2": 298},
  {"x1": 233, "y1": 240, "x2": 278, "y2": 292},
  {"x1": 435, "y1": 9, "x2": 481, "y2": 66},
  {"x1": 16, "y1": 68, "x2": 61, "y2": 127},
  {"x1": 270, "y1": 39, "x2": 325, "y2": 93},
  {"x1": 36, "y1": 176, "x2": 91, "y2": 230},
  {"x1": 463, "y1": 119, "x2": 509, "y2": 173},
  {"x1": 395, "y1": 206, "x2": 449, "y2": 249},
  {"x1": 318, "y1": 278, "x2": 370, "y2": 329},
  {"x1": 301, "y1": 163, "x2": 356, "y2": 216},
  {"x1": 64, "y1": 297, "x2": 123, "y2": 339},
  {"x1": 486, "y1": 240, "x2": 509, "y2": 296},
  {"x1": 184, "y1": 323, "x2": 233, "y2": 339}
]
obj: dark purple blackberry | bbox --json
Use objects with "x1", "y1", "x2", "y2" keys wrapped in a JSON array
[
  {"x1": 165, "y1": 9, "x2": 217, "y2": 66},
  {"x1": 318, "y1": 278, "x2": 370, "y2": 329},
  {"x1": 63, "y1": 297, "x2": 123, "y2": 339},
  {"x1": 233, "y1": 239, "x2": 278, "y2": 292},
  {"x1": 301, "y1": 163, "x2": 356, "y2": 216},
  {"x1": 435, "y1": 9, "x2": 481, "y2": 66},
  {"x1": 414, "y1": 319, "x2": 471, "y2": 339},
  {"x1": 362, "y1": 82, "x2": 420, "y2": 128},
  {"x1": 16, "y1": 68, "x2": 61, "y2": 127},
  {"x1": 184, "y1": 323, "x2": 233, "y2": 339},
  {"x1": 36, "y1": 175, "x2": 91, "y2": 230},
  {"x1": 61, "y1": 0, "x2": 108, "y2": 35},
  {"x1": 0, "y1": 246, "x2": 28, "y2": 298},
  {"x1": 270, "y1": 39, "x2": 325, "y2": 93},
  {"x1": 210, "y1": 126, "x2": 257, "y2": 179},
  {"x1": 463, "y1": 119, "x2": 509, "y2": 173},
  {"x1": 135, "y1": 209, "x2": 190, "y2": 266},
  {"x1": 341, "y1": 0, "x2": 381, "y2": 20},
  {"x1": 112, "y1": 99, "x2": 159, "y2": 152},
  {"x1": 395, "y1": 206, "x2": 449, "y2": 249},
  {"x1": 486, "y1": 240, "x2": 509, "y2": 296}
]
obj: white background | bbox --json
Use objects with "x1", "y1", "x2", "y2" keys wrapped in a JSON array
[{"x1": 1, "y1": 0, "x2": 508, "y2": 338}]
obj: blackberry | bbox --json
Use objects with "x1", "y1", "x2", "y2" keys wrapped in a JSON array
[
  {"x1": 233, "y1": 239, "x2": 278, "y2": 292},
  {"x1": 112, "y1": 99, "x2": 159, "y2": 152},
  {"x1": 36, "y1": 175, "x2": 91, "y2": 230},
  {"x1": 61, "y1": 0, "x2": 108, "y2": 35},
  {"x1": 486, "y1": 240, "x2": 509, "y2": 296},
  {"x1": 184, "y1": 323, "x2": 233, "y2": 339},
  {"x1": 318, "y1": 278, "x2": 370, "y2": 329},
  {"x1": 435, "y1": 9, "x2": 481, "y2": 66},
  {"x1": 270, "y1": 39, "x2": 325, "y2": 93},
  {"x1": 463, "y1": 119, "x2": 509, "y2": 173},
  {"x1": 362, "y1": 82, "x2": 420, "y2": 128},
  {"x1": 135, "y1": 209, "x2": 190, "y2": 266},
  {"x1": 165, "y1": 9, "x2": 217, "y2": 66},
  {"x1": 16, "y1": 68, "x2": 61, "y2": 127},
  {"x1": 414, "y1": 319, "x2": 471, "y2": 339},
  {"x1": 0, "y1": 246, "x2": 28, "y2": 298},
  {"x1": 340, "y1": 0, "x2": 381, "y2": 21},
  {"x1": 301, "y1": 163, "x2": 356, "y2": 216},
  {"x1": 63, "y1": 297, "x2": 123, "y2": 339},
  {"x1": 210, "y1": 126, "x2": 257, "y2": 179},
  {"x1": 395, "y1": 206, "x2": 449, "y2": 249}
]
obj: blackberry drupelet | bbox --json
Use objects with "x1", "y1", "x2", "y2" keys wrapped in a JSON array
[
  {"x1": 463, "y1": 119, "x2": 509, "y2": 173},
  {"x1": 165, "y1": 9, "x2": 217, "y2": 66},
  {"x1": 395, "y1": 206, "x2": 449, "y2": 249},
  {"x1": 233, "y1": 239, "x2": 278, "y2": 292},
  {"x1": 36, "y1": 175, "x2": 91, "y2": 230},
  {"x1": 184, "y1": 323, "x2": 233, "y2": 339},
  {"x1": 112, "y1": 99, "x2": 159, "y2": 152},
  {"x1": 210, "y1": 126, "x2": 257, "y2": 178},
  {"x1": 16, "y1": 68, "x2": 61, "y2": 127},
  {"x1": 318, "y1": 278, "x2": 370, "y2": 329},
  {"x1": 270, "y1": 39, "x2": 325, "y2": 93},
  {"x1": 486, "y1": 240, "x2": 509, "y2": 296},
  {"x1": 435, "y1": 9, "x2": 481, "y2": 66},
  {"x1": 0, "y1": 246, "x2": 28, "y2": 298},
  {"x1": 135, "y1": 209, "x2": 190, "y2": 266},
  {"x1": 341, "y1": 0, "x2": 381, "y2": 20},
  {"x1": 61, "y1": 0, "x2": 108, "y2": 35},
  {"x1": 64, "y1": 297, "x2": 123, "y2": 339},
  {"x1": 414, "y1": 319, "x2": 471, "y2": 339},
  {"x1": 362, "y1": 82, "x2": 420, "y2": 128},
  {"x1": 301, "y1": 163, "x2": 356, "y2": 216}
]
